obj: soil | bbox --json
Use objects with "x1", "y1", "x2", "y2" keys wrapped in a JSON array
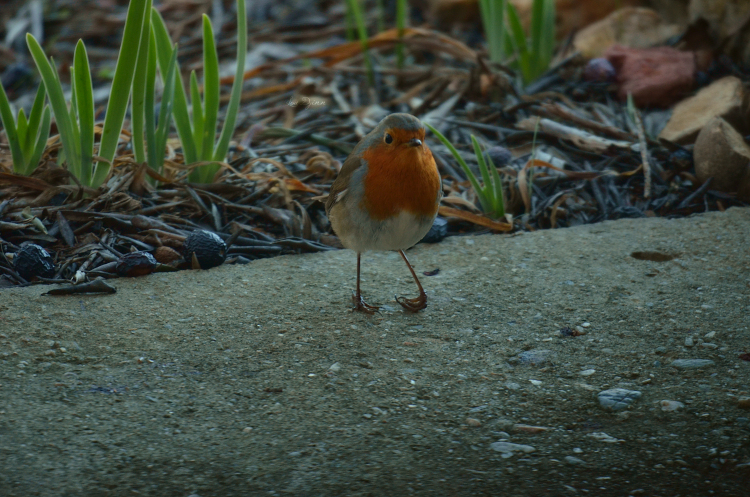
[{"x1": 1, "y1": 208, "x2": 749, "y2": 496}]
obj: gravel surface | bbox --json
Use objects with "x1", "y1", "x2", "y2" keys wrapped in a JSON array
[{"x1": 1, "y1": 208, "x2": 749, "y2": 496}]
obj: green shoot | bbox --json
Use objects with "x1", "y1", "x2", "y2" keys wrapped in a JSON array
[
  {"x1": 344, "y1": 0, "x2": 374, "y2": 87},
  {"x1": 150, "y1": 0, "x2": 247, "y2": 183},
  {"x1": 426, "y1": 123, "x2": 505, "y2": 219},
  {"x1": 0, "y1": 82, "x2": 51, "y2": 175}
]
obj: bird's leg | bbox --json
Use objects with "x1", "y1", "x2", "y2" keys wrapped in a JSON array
[
  {"x1": 395, "y1": 250, "x2": 428, "y2": 312},
  {"x1": 352, "y1": 252, "x2": 380, "y2": 314}
]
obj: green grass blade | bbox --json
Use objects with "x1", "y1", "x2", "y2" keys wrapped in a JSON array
[
  {"x1": 74, "y1": 40, "x2": 95, "y2": 187},
  {"x1": 189, "y1": 71, "x2": 204, "y2": 160},
  {"x1": 213, "y1": 0, "x2": 246, "y2": 163},
  {"x1": 345, "y1": 0, "x2": 374, "y2": 87},
  {"x1": 68, "y1": 64, "x2": 81, "y2": 177},
  {"x1": 151, "y1": 8, "x2": 196, "y2": 164},
  {"x1": 0, "y1": 81, "x2": 25, "y2": 173},
  {"x1": 95, "y1": 0, "x2": 149, "y2": 187},
  {"x1": 488, "y1": 153, "x2": 505, "y2": 218},
  {"x1": 26, "y1": 33, "x2": 81, "y2": 177},
  {"x1": 28, "y1": 106, "x2": 51, "y2": 175},
  {"x1": 24, "y1": 84, "x2": 46, "y2": 156},
  {"x1": 155, "y1": 47, "x2": 178, "y2": 174},
  {"x1": 130, "y1": 0, "x2": 153, "y2": 164},
  {"x1": 145, "y1": 27, "x2": 158, "y2": 170},
  {"x1": 471, "y1": 135, "x2": 492, "y2": 198},
  {"x1": 16, "y1": 108, "x2": 28, "y2": 155},
  {"x1": 199, "y1": 15, "x2": 219, "y2": 163},
  {"x1": 538, "y1": 0, "x2": 556, "y2": 77},
  {"x1": 505, "y1": 2, "x2": 531, "y2": 82},
  {"x1": 425, "y1": 123, "x2": 491, "y2": 213}
]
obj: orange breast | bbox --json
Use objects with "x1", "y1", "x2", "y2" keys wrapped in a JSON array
[{"x1": 361, "y1": 146, "x2": 440, "y2": 221}]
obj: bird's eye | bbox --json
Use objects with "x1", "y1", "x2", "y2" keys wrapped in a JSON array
[{"x1": 384, "y1": 133, "x2": 393, "y2": 144}]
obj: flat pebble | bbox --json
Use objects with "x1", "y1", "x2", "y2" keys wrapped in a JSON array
[
  {"x1": 565, "y1": 456, "x2": 586, "y2": 465},
  {"x1": 490, "y1": 441, "x2": 536, "y2": 458},
  {"x1": 579, "y1": 369, "x2": 596, "y2": 376},
  {"x1": 660, "y1": 400, "x2": 685, "y2": 412},
  {"x1": 738, "y1": 397, "x2": 750, "y2": 410},
  {"x1": 670, "y1": 359, "x2": 715, "y2": 369},
  {"x1": 328, "y1": 362, "x2": 341, "y2": 372},
  {"x1": 685, "y1": 337, "x2": 694, "y2": 347},
  {"x1": 505, "y1": 382, "x2": 521, "y2": 390},
  {"x1": 704, "y1": 331, "x2": 716, "y2": 339},
  {"x1": 598, "y1": 388, "x2": 642, "y2": 411},
  {"x1": 466, "y1": 417, "x2": 481, "y2": 427},
  {"x1": 517, "y1": 349, "x2": 553, "y2": 365}
]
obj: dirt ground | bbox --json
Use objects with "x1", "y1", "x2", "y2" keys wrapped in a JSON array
[{"x1": 1, "y1": 208, "x2": 749, "y2": 496}]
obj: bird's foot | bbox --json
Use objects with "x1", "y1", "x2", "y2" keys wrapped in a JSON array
[
  {"x1": 395, "y1": 291, "x2": 427, "y2": 313},
  {"x1": 352, "y1": 293, "x2": 380, "y2": 314}
]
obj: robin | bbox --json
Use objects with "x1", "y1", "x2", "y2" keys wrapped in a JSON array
[{"x1": 326, "y1": 113, "x2": 442, "y2": 313}]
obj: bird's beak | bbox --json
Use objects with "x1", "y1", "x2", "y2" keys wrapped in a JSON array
[{"x1": 407, "y1": 138, "x2": 423, "y2": 148}]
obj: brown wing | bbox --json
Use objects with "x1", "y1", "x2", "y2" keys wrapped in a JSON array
[{"x1": 325, "y1": 153, "x2": 364, "y2": 216}]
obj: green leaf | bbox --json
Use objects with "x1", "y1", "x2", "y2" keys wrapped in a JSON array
[
  {"x1": 74, "y1": 40, "x2": 95, "y2": 187},
  {"x1": 395, "y1": 0, "x2": 408, "y2": 68},
  {"x1": 200, "y1": 14, "x2": 219, "y2": 162},
  {"x1": 95, "y1": 0, "x2": 150, "y2": 188},
  {"x1": 0, "y1": 80, "x2": 24, "y2": 173},
  {"x1": 505, "y1": 2, "x2": 531, "y2": 83},
  {"x1": 471, "y1": 135, "x2": 492, "y2": 198},
  {"x1": 425, "y1": 123, "x2": 491, "y2": 213},
  {"x1": 145, "y1": 26, "x2": 159, "y2": 171},
  {"x1": 26, "y1": 33, "x2": 81, "y2": 177},
  {"x1": 189, "y1": 71, "x2": 203, "y2": 159},
  {"x1": 151, "y1": 8, "x2": 196, "y2": 164},
  {"x1": 488, "y1": 153, "x2": 505, "y2": 218},
  {"x1": 24, "y1": 83, "x2": 47, "y2": 158},
  {"x1": 213, "y1": 0, "x2": 247, "y2": 163},
  {"x1": 16, "y1": 108, "x2": 28, "y2": 155},
  {"x1": 155, "y1": 47, "x2": 178, "y2": 174},
  {"x1": 130, "y1": 0, "x2": 153, "y2": 164},
  {"x1": 28, "y1": 106, "x2": 51, "y2": 175},
  {"x1": 344, "y1": 0, "x2": 374, "y2": 87}
]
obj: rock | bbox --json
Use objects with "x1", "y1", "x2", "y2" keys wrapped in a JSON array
[
  {"x1": 670, "y1": 359, "x2": 715, "y2": 369},
  {"x1": 466, "y1": 417, "x2": 481, "y2": 427},
  {"x1": 738, "y1": 397, "x2": 750, "y2": 410},
  {"x1": 659, "y1": 77, "x2": 748, "y2": 144},
  {"x1": 685, "y1": 337, "x2": 694, "y2": 347},
  {"x1": 598, "y1": 388, "x2": 642, "y2": 411},
  {"x1": 574, "y1": 8, "x2": 681, "y2": 59},
  {"x1": 328, "y1": 362, "x2": 341, "y2": 372},
  {"x1": 654, "y1": 346, "x2": 667, "y2": 355},
  {"x1": 583, "y1": 58, "x2": 616, "y2": 83},
  {"x1": 517, "y1": 349, "x2": 553, "y2": 365},
  {"x1": 579, "y1": 369, "x2": 596, "y2": 376},
  {"x1": 565, "y1": 455, "x2": 587, "y2": 465},
  {"x1": 604, "y1": 45, "x2": 695, "y2": 107},
  {"x1": 660, "y1": 400, "x2": 685, "y2": 412},
  {"x1": 588, "y1": 432, "x2": 624, "y2": 443},
  {"x1": 693, "y1": 117, "x2": 750, "y2": 200},
  {"x1": 420, "y1": 217, "x2": 448, "y2": 244},
  {"x1": 490, "y1": 441, "x2": 536, "y2": 459}
]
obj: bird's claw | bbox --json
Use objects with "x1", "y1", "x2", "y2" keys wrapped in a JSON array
[
  {"x1": 395, "y1": 292, "x2": 427, "y2": 313},
  {"x1": 352, "y1": 293, "x2": 380, "y2": 314}
]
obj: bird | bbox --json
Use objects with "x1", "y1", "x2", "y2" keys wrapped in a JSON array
[{"x1": 326, "y1": 113, "x2": 442, "y2": 313}]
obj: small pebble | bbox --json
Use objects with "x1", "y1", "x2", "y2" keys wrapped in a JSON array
[
  {"x1": 517, "y1": 349, "x2": 553, "y2": 365},
  {"x1": 565, "y1": 456, "x2": 586, "y2": 465},
  {"x1": 579, "y1": 369, "x2": 596, "y2": 376},
  {"x1": 328, "y1": 362, "x2": 341, "y2": 372},
  {"x1": 660, "y1": 400, "x2": 685, "y2": 412},
  {"x1": 670, "y1": 359, "x2": 715, "y2": 369},
  {"x1": 466, "y1": 418, "x2": 481, "y2": 427},
  {"x1": 654, "y1": 347, "x2": 667, "y2": 355},
  {"x1": 704, "y1": 331, "x2": 716, "y2": 339},
  {"x1": 701, "y1": 343, "x2": 718, "y2": 349},
  {"x1": 598, "y1": 388, "x2": 642, "y2": 411},
  {"x1": 490, "y1": 441, "x2": 536, "y2": 458},
  {"x1": 738, "y1": 397, "x2": 750, "y2": 410},
  {"x1": 242, "y1": 427, "x2": 253, "y2": 433},
  {"x1": 582, "y1": 322, "x2": 590, "y2": 328},
  {"x1": 685, "y1": 337, "x2": 694, "y2": 347}
]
